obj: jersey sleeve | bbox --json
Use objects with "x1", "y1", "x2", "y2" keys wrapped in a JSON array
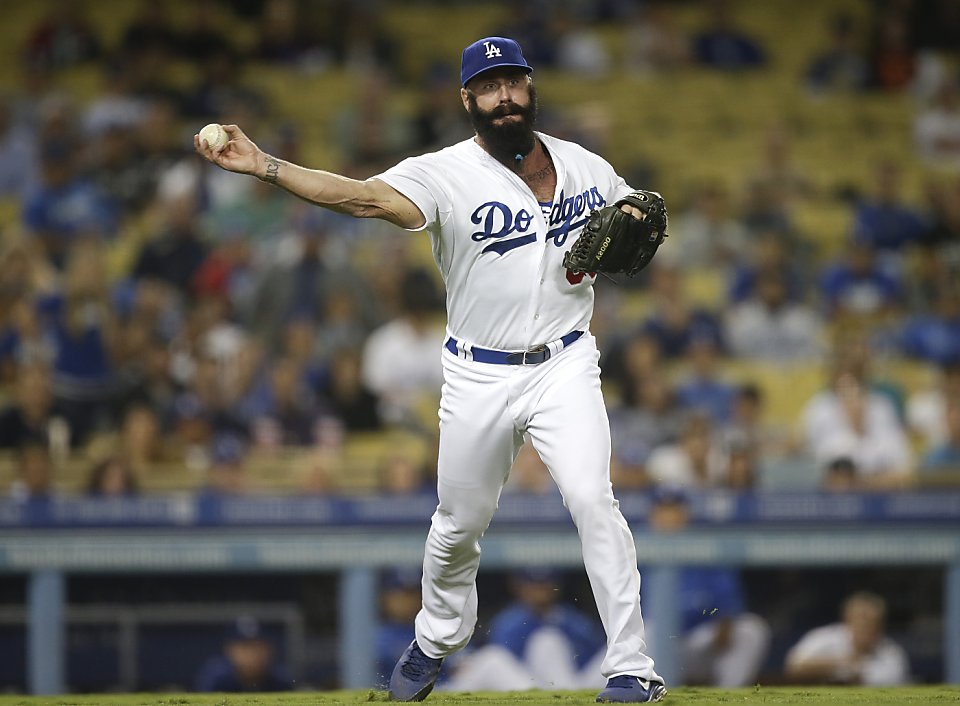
[
  {"x1": 375, "y1": 154, "x2": 450, "y2": 232},
  {"x1": 610, "y1": 170, "x2": 635, "y2": 203}
]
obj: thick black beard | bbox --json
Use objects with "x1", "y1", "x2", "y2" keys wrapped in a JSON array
[{"x1": 467, "y1": 83, "x2": 538, "y2": 170}]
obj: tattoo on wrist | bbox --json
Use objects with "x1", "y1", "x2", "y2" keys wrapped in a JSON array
[{"x1": 262, "y1": 157, "x2": 280, "y2": 184}]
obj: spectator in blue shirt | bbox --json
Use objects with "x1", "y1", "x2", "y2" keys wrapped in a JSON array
[
  {"x1": 820, "y1": 240, "x2": 901, "y2": 322},
  {"x1": 901, "y1": 286, "x2": 960, "y2": 366},
  {"x1": 727, "y1": 231, "x2": 806, "y2": 305},
  {"x1": 132, "y1": 193, "x2": 208, "y2": 297},
  {"x1": 920, "y1": 399, "x2": 960, "y2": 477},
  {"x1": 693, "y1": 0, "x2": 766, "y2": 71},
  {"x1": 805, "y1": 13, "x2": 870, "y2": 94},
  {"x1": 676, "y1": 338, "x2": 736, "y2": 425},
  {"x1": 643, "y1": 307, "x2": 725, "y2": 361},
  {"x1": 35, "y1": 243, "x2": 118, "y2": 445},
  {"x1": 445, "y1": 569, "x2": 606, "y2": 691},
  {"x1": 488, "y1": 569, "x2": 604, "y2": 681},
  {"x1": 643, "y1": 264, "x2": 725, "y2": 360},
  {"x1": 852, "y1": 161, "x2": 928, "y2": 256},
  {"x1": 239, "y1": 356, "x2": 320, "y2": 447},
  {"x1": 194, "y1": 616, "x2": 292, "y2": 692},
  {"x1": 22, "y1": 139, "x2": 116, "y2": 268}
]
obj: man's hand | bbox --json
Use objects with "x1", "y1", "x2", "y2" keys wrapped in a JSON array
[
  {"x1": 619, "y1": 203, "x2": 646, "y2": 220},
  {"x1": 194, "y1": 124, "x2": 266, "y2": 177},
  {"x1": 561, "y1": 190, "x2": 668, "y2": 277}
]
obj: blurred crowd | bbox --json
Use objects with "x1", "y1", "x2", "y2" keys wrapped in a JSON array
[
  {"x1": 1, "y1": 0, "x2": 959, "y2": 503},
  {"x1": 370, "y1": 488, "x2": 915, "y2": 689}
]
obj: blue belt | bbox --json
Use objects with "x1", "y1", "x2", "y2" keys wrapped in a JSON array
[{"x1": 445, "y1": 330, "x2": 584, "y2": 365}]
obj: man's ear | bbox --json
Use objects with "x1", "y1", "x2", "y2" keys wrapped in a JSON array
[{"x1": 460, "y1": 88, "x2": 470, "y2": 112}]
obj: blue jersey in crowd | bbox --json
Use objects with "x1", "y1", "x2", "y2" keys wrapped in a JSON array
[
  {"x1": 853, "y1": 202, "x2": 927, "y2": 252},
  {"x1": 678, "y1": 567, "x2": 746, "y2": 632},
  {"x1": 487, "y1": 603, "x2": 605, "y2": 669}
]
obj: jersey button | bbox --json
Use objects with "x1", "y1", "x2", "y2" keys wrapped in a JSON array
[{"x1": 534, "y1": 314, "x2": 540, "y2": 320}]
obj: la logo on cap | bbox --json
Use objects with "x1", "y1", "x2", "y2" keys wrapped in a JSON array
[{"x1": 461, "y1": 36, "x2": 532, "y2": 86}]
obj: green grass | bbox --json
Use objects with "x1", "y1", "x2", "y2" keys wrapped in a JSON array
[{"x1": 0, "y1": 688, "x2": 958, "y2": 706}]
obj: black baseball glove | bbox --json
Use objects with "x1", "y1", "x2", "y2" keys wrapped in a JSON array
[{"x1": 562, "y1": 190, "x2": 668, "y2": 276}]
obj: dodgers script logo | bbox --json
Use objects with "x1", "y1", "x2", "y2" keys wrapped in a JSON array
[
  {"x1": 471, "y1": 202, "x2": 535, "y2": 255},
  {"x1": 545, "y1": 187, "x2": 605, "y2": 247},
  {"x1": 470, "y1": 186, "x2": 605, "y2": 256},
  {"x1": 484, "y1": 41, "x2": 501, "y2": 59}
]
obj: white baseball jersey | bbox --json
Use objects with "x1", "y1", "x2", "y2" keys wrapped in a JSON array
[
  {"x1": 376, "y1": 132, "x2": 633, "y2": 351},
  {"x1": 375, "y1": 131, "x2": 660, "y2": 684}
]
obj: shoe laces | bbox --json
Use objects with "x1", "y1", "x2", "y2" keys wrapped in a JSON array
[{"x1": 400, "y1": 643, "x2": 440, "y2": 680}]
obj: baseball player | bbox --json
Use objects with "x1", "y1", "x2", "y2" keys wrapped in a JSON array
[{"x1": 196, "y1": 36, "x2": 666, "y2": 703}]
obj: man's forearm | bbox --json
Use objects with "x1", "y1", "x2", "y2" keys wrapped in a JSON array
[{"x1": 254, "y1": 154, "x2": 378, "y2": 217}]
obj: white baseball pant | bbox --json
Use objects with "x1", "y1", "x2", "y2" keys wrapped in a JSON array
[{"x1": 413, "y1": 333, "x2": 660, "y2": 681}]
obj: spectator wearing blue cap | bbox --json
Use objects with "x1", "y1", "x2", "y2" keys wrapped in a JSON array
[
  {"x1": 194, "y1": 615, "x2": 293, "y2": 692},
  {"x1": 376, "y1": 569, "x2": 428, "y2": 688},
  {"x1": 200, "y1": 433, "x2": 253, "y2": 497},
  {"x1": 645, "y1": 488, "x2": 771, "y2": 687}
]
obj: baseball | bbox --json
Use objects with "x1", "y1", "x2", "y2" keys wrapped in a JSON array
[{"x1": 199, "y1": 123, "x2": 228, "y2": 151}]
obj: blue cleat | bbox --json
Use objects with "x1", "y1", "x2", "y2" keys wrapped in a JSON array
[
  {"x1": 388, "y1": 640, "x2": 444, "y2": 702},
  {"x1": 596, "y1": 675, "x2": 667, "y2": 703}
]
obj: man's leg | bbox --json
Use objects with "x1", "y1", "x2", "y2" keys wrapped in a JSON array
[
  {"x1": 416, "y1": 352, "x2": 521, "y2": 657},
  {"x1": 522, "y1": 338, "x2": 659, "y2": 682}
]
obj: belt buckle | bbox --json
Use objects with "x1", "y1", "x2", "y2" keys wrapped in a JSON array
[{"x1": 523, "y1": 345, "x2": 548, "y2": 365}]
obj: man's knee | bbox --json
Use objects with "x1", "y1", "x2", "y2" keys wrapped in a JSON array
[
  {"x1": 563, "y1": 481, "x2": 615, "y2": 521},
  {"x1": 431, "y1": 504, "x2": 497, "y2": 545}
]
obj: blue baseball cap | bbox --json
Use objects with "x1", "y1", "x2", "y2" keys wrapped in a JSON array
[
  {"x1": 513, "y1": 568, "x2": 562, "y2": 584},
  {"x1": 461, "y1": 36, "x2": 533, "y2": 87},
  {"x1": 225, "y1": 615, "x2": 266, "y2": 642}
]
